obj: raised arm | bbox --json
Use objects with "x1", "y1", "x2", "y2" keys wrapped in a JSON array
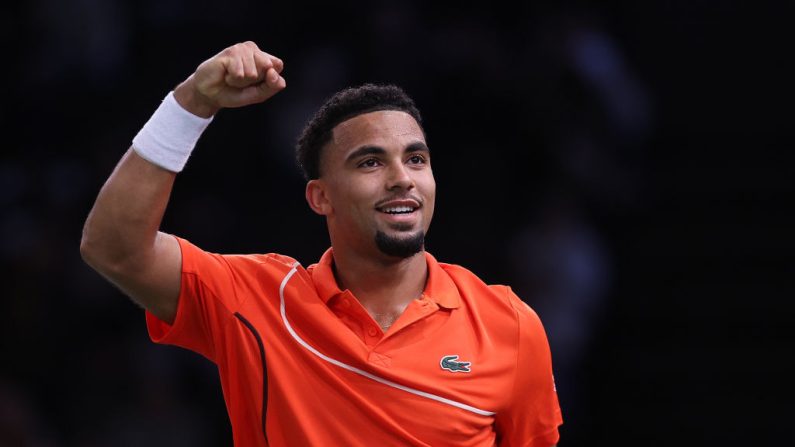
[{"x1": 80, "y1": 42, "x2": 285, "y2": 324}]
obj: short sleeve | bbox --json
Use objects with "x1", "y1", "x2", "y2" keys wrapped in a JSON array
[
  {"x1": 495, "y1": 288, "x2": 563, "y2": 447},
  {"x1": 145, "y1": 237, "x2": 244, "y2": 363}
]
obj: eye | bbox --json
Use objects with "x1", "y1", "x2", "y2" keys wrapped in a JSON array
[
  {"x1": 358, "y1": 158, "x2": 381, "y2": 168},
  {"x1": 407, "y1": 154, "x2": 427, "y2": 165}
]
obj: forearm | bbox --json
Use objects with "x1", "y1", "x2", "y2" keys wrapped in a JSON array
[
  {"x1": 80, "y1": 149, "x2": 176, "y2": 274},
  {"x1": 81, "y1": 39, "x2": 285, "y2": 268},
  {"x1": 81, "y1": 78, "x2": 214, "y2": 274},
  {"x1": 80, "y1": 41, "x2": 285, "y2": 321}
]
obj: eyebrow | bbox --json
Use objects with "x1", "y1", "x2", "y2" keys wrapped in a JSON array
[{"x1": 345, "y1": 142, "x2": 430, "y2": 163}]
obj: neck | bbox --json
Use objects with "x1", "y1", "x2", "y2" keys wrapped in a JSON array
[{"x1": 331, "y1": 246, "x2": 428, "y2": 315}]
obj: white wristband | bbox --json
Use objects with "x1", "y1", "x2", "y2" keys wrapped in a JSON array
[{"x1": 132, "y1": 91, "x2": 214, "y2": 172}]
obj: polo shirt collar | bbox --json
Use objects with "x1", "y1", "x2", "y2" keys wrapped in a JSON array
[
  {"x1": 422, "y1": 251, "x2": 461, "y2": 309},
  {"x1": 312, "y1": 248, "x2": 344, "y2": 304},
  {"x1": 311, "y1": 248, "x2": 461, "y2": 309}
]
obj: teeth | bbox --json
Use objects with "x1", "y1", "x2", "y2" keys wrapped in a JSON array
[{"x1": 382, "y1": 206, "x2": 414, "y2": 214}]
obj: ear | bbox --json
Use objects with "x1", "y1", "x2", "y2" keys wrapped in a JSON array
[{"x1": 305, "y1": 179, "x2": 333, "y2": 216}]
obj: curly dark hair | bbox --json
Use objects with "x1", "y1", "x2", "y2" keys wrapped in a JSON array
[{"x1": 295, "y1": 84, "x2": 423, "y2": 180}]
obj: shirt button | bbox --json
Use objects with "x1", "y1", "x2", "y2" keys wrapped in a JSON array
[{"x1": 367, "y1": 327, "x2": 379, "y2": 337}]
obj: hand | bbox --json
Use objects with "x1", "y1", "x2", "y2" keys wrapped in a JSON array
[{"x1": 174, "y1": 41, "x2": 286, "y2": 117}]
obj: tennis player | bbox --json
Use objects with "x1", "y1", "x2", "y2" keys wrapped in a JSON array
[{"x1": 81, "y1": 41, "x2": 562, "y2": 446}]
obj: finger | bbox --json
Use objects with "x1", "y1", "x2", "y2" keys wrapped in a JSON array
[
  {"x1": 268, "y1": 73, "x2": 286, "y2": 93},
  {"x1": 240, "y1": 50, "x2": 259, "y2": 81},
  {"x1": 257, "y1": 73, "x2": 287, "y2": 99},
  {"x1": 253, "y1": 50, "x2": 275, "y2": 79},
  {"x1": 234, "y1": 74, "x2": 285, "y2": 106},
  {"x1": 265, "y1": 68, "x2": 280, "y2": 87},
  {"x1": 268, "y1": 54, "x2": 284, "y2": 74},
  {"x1": 223, "y1": 54, "x2": 247, "y2": 87},
  {"x1": 242, "y1": 41, "x2": 271, "y2": 78},
  {"x1": 274, "y1": 74, "x2": 286, "y2": 90}
]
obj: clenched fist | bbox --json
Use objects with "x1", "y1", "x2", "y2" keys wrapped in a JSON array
[{"x1": 174, "y1": 41, "x2": 286, "y2": 118}]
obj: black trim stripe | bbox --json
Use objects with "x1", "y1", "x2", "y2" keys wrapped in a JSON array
[{"x1": 234, "y1": 312, "x2": 269, "y2": 444}]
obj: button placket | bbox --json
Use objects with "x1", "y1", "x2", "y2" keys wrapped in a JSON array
[
  {"x1": 378, "y1": 299, "x2": 439, "y2": 342},
  {"x1": 368, "y1": 351, "x2": 392, "y2": 367}
]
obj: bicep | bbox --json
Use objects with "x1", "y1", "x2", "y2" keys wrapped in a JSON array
[{"x1": 104, "y1": 231, "x2": 182, "y2": 324}]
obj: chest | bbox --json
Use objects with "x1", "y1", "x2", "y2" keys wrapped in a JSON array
[
  {"x1": 258, "y1": 306, "x2": 510, "y2": 447},
  {"x1": 221, "y1": 275, "x2": 517, "y2": 445},
  {"x1": 244, "y1": 283, "x2": 516, "y2": 411}
]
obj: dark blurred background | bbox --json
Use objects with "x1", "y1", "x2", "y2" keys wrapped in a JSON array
[{"x1": 1, "y1": 0, "x2": 791, "y2": 445}]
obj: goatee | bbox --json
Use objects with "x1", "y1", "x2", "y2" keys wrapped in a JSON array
[{"x1": 375, "y1": 230, "x2": 425, "y2": 258}]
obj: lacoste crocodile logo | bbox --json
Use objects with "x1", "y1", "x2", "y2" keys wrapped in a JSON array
[{"x1": 440, "y1": 355, "x2": 471, "y2": 373}]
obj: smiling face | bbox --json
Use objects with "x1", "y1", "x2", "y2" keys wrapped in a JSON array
[{"x1": 305, "y1": 110, "x2": 436, "y2": 261}]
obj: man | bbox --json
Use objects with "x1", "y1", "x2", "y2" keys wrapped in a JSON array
[{"x1": 81, "y1": 41, "x2": 562, "y2": 446}]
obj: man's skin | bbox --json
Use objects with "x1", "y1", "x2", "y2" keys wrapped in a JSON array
[
  {"x1": 80, "y1": 41, "x2": 286, "y2": 324},
  {"x1": 305, "y1": 109, "x2": 435, "y2": 327},
  {"x1": 80, "y1": 41, "x2": 556, "y2": 446},
  {"x1": 80, "y1": 41, "x2": 433, "y2": 330}
]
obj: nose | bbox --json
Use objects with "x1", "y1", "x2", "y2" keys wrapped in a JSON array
[{"x1": 386, "y1": 162, "x2": 414, "y2": 191}]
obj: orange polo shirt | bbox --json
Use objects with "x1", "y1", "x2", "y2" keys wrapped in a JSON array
[{"x1": 146, "y1": 237, "x2": 562, "y2": 446}]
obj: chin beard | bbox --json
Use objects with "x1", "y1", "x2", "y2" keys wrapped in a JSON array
[{"x1": 375, "y1": 230, "x2": 425, "y2": 258}]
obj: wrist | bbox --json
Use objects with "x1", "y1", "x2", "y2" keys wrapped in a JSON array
[
  {"x1": 131, "y1": 91, "x2": 214, "y2": 173},
  {"x1": 174, "y1": 77, "x2": 220, "y2": 118}
]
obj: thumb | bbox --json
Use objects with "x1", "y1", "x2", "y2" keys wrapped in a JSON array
[
  {"x1": 253, "y1": 70, "x2": 287, "y2": 101},
  {"x1": 224, "y1": 69, "x2": 285, "y2": 107}
]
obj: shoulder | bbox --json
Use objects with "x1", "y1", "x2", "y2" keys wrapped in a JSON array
[
  {"x1": 222, "y1": 252, "x2": 299, "y2": 271},
  {"x1": 438, "y1": 261, "x2": 547, "y2": 338},
  {"x1": 175, "y1": 236, "x2": 301, "y2": 287},
  {"x1": 437, "y1": 262, "x2": 528, "y2": 326},
  {"x1": 437, "y1": 262, "x2": 509, "y2": 304}
]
